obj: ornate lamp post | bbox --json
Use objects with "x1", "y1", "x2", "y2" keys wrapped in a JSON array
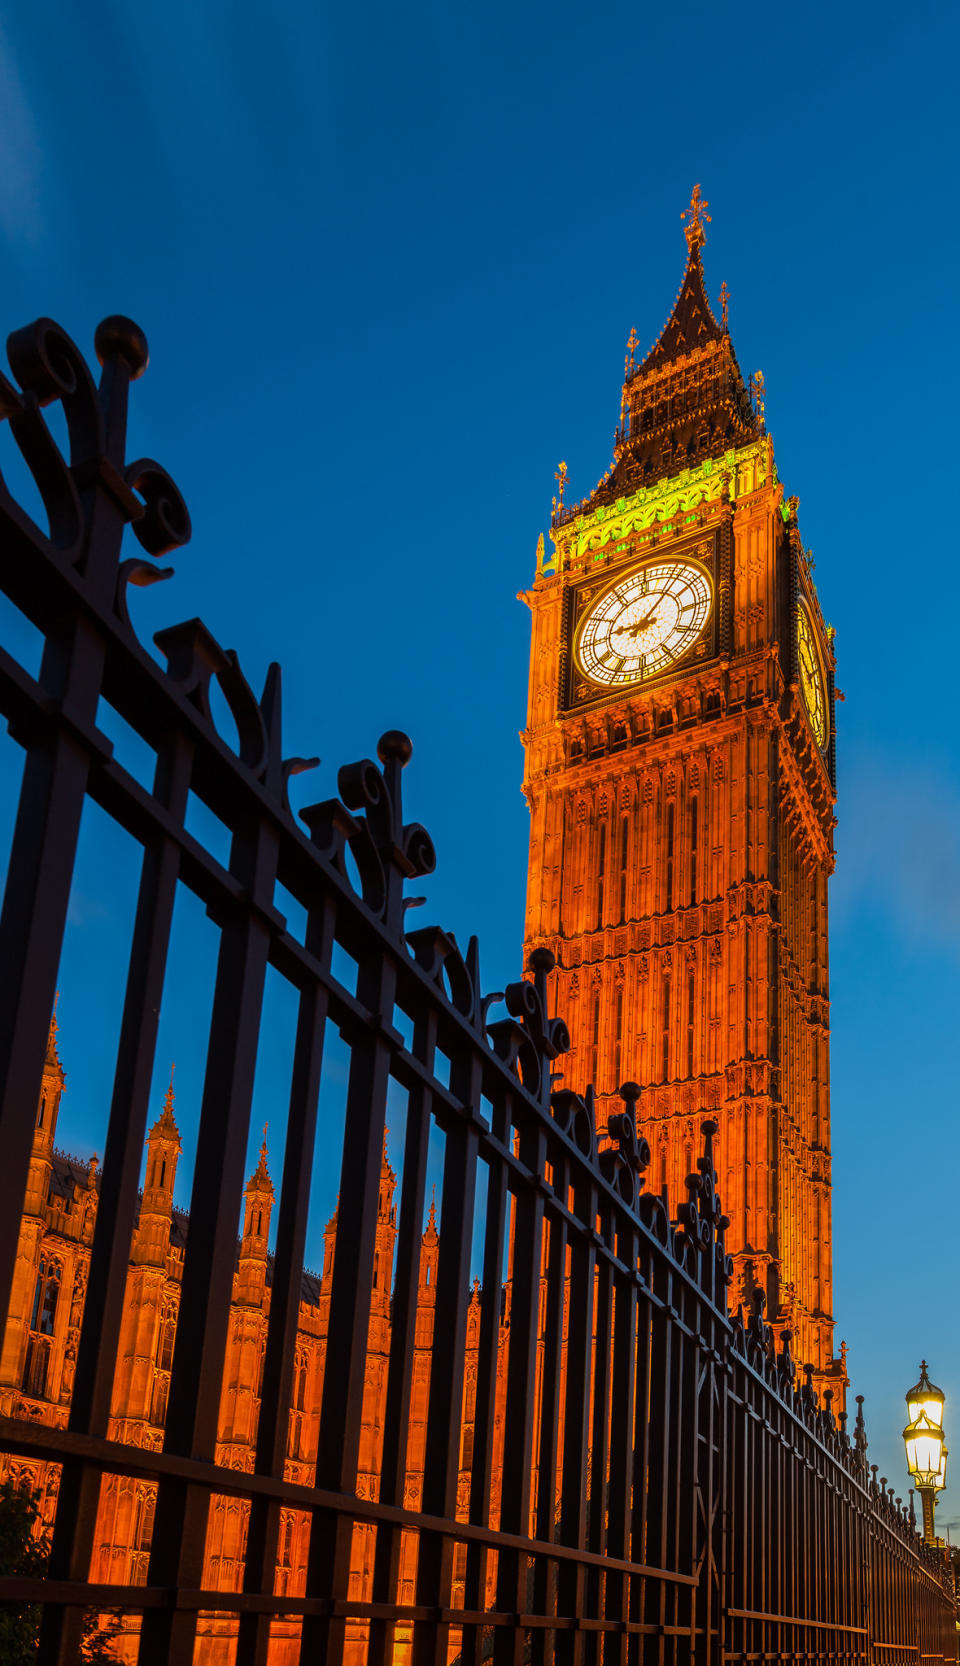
[{"x1": 903, "y1": 1361, "x2": 947, "y2": 1544}]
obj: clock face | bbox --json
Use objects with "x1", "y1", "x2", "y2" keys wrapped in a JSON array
[
  {"x1": 797, "y1": 605, "x2": 828, "y2": 749},
  {"x1": 576, "y1": 558, "x2": 714, "y2": 687}
]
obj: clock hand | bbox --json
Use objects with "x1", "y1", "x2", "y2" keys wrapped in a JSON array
[{"x1": 622, "y1": 606, "x2": 661, "y2": 638}]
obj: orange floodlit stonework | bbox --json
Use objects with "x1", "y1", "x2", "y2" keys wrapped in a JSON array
[
  {"x1": 0, "y1": 1022, "x2": 500, "y2": 1663},
  {"x1": 521, "y1": 187, "x2": 845, "y2": 1392}
]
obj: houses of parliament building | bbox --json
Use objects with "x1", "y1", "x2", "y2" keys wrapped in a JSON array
[{"x1": 0, "y1": 190, "x2": 846, "y2": 1661}]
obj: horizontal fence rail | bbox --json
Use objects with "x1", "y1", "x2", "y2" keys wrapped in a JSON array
[{"x1": 0, "y1": 316, "x2": 954, "y2": 1665}]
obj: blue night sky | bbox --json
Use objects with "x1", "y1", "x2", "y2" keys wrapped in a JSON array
[{"x1": 0, "y1": 1, "x2": 957, "y2": 1522}]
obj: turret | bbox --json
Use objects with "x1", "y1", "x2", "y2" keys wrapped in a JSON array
[
  {"x1": 236, "y1": 1135, "x2": 274, "y2": 1306},
  {"x1": 419, "y1": 1189, "x2": 439, "y2": 1302},
  {"x1": 24, "y1": 1011, "x2": 65, "y2": 1215},
  {"x1": 132, "y1": 1074, "x2": 181, "y2": 1268},
  {"x1": 371, "y1": 1133, "x2": 397, "y2": 1315},
  {"x1": 0, "y1": 1010, "x2": 67, "y2": 1392}
]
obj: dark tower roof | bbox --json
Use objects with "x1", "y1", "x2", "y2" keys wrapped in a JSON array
[
  {"x1": 554, "y1": 187, "x2": 761, "y2": 523},
  {"x1": 638, "y1": 196, "x2": 724, "y2": 371}
]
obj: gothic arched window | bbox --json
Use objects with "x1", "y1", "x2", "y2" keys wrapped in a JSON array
[
  {"x1": 158, "y1": 1306, "x2": 177, "y2": 1372},
  {"x1": 151, "y1": 1375, "x2": 169, "y2": 1427},
  {"x1": 661, "y1": 976, "x2": 672, "y2": 1083},
  {"x1": 30, "y1": 1258, "x2": 61, "y2": 1337},
  {"x1": 665, "y1": 801, "x2": 675, "y2": 909},
  {"x1": 614, "y1": 987, "x2": 624, "y2": 1089}
]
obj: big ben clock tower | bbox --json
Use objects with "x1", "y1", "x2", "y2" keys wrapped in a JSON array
[{"x1": 522, "y1": 188, "x2": 843, "y2": 1383}]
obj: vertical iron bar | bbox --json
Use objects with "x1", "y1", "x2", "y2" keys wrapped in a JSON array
[
  {"x1": 584, "y1": 1223, "x2": 613, "y2": 1666},
  {"x1": 298, "y1": 936, "x2": 398, "y2": 1663},
  {"x1": 39, "y1": 729, "x2": 193, "y2": 1666},
  {"x1": 412, "y1": 1049, "x2": 481, "y2": 1666},
  {"x1": 460, "y1": 1085, "x2": 511, "y2": 1666},
  {"x1": 366, "y1": 1004, "x2": 437, "y2": 1666},
  {"x1": 139, "y1": 813, "x2": 279, "y2": 1666},
  {"x1": 0, "y1": 618, "x2": 107, "y2": 1329},
  {"x1": 492, "y1": 1108, "x2": 546, "y2": 1666},
  {"x1": 235, "y1": 891, "x2": 336, "y2": 1666},
  {"x1": 604, "y1": 1236, "x2": 638, "y2": 1666},
  {"x1": 555, "y1": 1168, "x2": 597, "y2": 1666},
  {"x1": 530, "y1": 1162, "x2": 571, "y2": 1666}
]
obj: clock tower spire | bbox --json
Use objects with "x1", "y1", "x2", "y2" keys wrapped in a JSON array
[{"x1": 522, "y1": 190, "x2": 843, "y2": 1389}]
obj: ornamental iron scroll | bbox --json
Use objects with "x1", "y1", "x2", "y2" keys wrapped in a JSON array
[
  {"x1": 303, "y1": 731, "x2": 436, "y2": 928},
  {"x1": 549, "y1": 1086, "x2": 597, "y2": 1163},
  {"x1": 0, "y1": 315, "x2": 190, "y2": 565},
  {"x1": 663, "y1": 1115, "x2": 733, "y2": 1294},
  {"x1": 487, "y1": 947, "x2": 570, "y2": 1106},
  {"x1": 599, "y1": 1081, "x2": 650, "y2": 1208}
]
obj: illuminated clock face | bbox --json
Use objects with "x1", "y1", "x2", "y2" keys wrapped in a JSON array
[
  {"x1": 576, "y1": 559, "x2": 713, "y2": 687},
  {"x1": 797, "y1": 605, "x2": 827, "y2": 749}
]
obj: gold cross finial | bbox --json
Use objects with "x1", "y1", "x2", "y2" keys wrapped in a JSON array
[
  {"x1": 719, "y1": 281, "x2": 729, "y2": 329},
  {"x1": 625, "y1": 325, "x2": 639, "y2": 377},
  {"x1": 681, "y1": 183, "x2": 710, "y2": 251},
  {"x1": 554, "y1": 460, "x2": 568, "y2": 509},
  {"x1": 751, "y1": 369, "x2": 765, "y2": 430}
]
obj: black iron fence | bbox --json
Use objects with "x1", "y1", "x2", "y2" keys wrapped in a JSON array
[{"x1": 0, "y1": 316, "x2": 955, "y2": 1664}]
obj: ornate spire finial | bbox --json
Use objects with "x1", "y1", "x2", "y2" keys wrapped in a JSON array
[
  {"x1": 625, "y1": 325, "x2": 639, "y2": 377},
  {"x1": 681, "y1": 183, "x2": 711, "y2": 251},
  {"x1": 249, "y1": 1128, "x2": 272, "y2": 1190},
  {"x1": 46, "y1": 996, "x2": 62, "y2": 1066},
  {"x1": 750, "y1": 369, "x2": 766, "y2": 431},
  {"x1": 719, "y1": 281, "x2": 729, "y2": 329},
  {"x1": 554, "y1": 460, "x2": 567, "y2": 510},
  {"x1": 150, "y1": 1064, "x2": 181, "y2": 1147}
]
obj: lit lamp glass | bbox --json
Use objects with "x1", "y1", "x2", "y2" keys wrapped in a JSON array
[
  {"x1": 906, "y1": 1361, "x2": 945, "y2": 1430},
  {"x1": 904, "y1": 1412, "x2": 945, "y2": 1487},
  {"x1": 903, "y1": 1361, "x2": 947, "y2": 1544}
]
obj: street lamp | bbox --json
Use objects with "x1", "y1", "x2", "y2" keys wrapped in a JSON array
[{"x1": 903, "y1": 1361, "x2": 947, "y2": 1544}]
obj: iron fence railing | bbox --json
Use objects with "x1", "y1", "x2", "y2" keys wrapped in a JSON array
[{"x1": 0, "y1": 315, "x2": 954, "y2": 1665}]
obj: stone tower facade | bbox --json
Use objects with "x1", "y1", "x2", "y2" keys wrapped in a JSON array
[{"x1": 521, "y1": 189, "x2": 844, "y2": 1386}]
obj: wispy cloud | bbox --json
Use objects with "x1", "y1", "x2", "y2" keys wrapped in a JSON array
[
  {"x1": 0, "y1": 24, "x2": 44, "y2": 245},
  {"x1": 66, "y1": 892, "x2": 113, "y2": 929},
  {"x1": 834, "y1": 748, "x2": 960, "y2": 953}
]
